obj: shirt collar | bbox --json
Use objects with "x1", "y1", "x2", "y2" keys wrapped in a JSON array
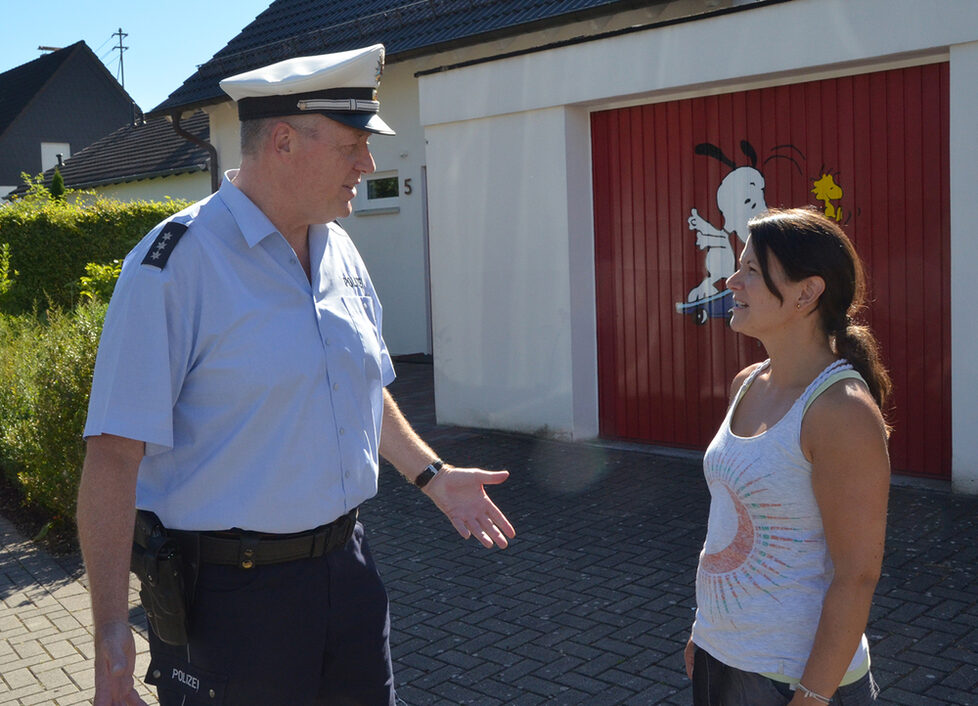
[{"x1": 219, "y1": 169, "x2": 280, "y2": 248}]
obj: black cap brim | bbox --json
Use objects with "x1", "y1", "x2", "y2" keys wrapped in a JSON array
[{"x1": 321, "y1": 111, "x2": 395, "y2": 136}]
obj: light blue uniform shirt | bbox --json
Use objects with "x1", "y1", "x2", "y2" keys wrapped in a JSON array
[{"x1": 84, "y1": 171, "x2": 395, "y2": 532}]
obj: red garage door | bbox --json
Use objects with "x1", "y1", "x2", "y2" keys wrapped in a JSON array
[{"x1": 592, "y1": 63, "x2": 950, "y2": 479}]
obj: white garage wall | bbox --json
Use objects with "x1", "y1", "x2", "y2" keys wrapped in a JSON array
[
  {"x1": 426, "y1": 108, "x2": 579, "y2": 435},
  {"x1": 949, "y1": 40, "x2": 978, "y2": 494}
]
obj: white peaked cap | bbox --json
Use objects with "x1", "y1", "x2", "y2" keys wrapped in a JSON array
[{"x1": 218, "y1": 44, "x2": 394, "y2": 135}]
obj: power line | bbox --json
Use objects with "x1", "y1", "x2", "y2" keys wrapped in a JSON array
[
  {"x1": 111, "y1": 27, "x2": 128, "y2": 87},
  {"x1": 93, "y1": 33, "x2": 115, "y2": 55}
]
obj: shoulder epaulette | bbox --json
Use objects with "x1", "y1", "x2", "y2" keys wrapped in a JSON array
[{"x1": 141, "y1": 221, "x2": 189, "y2": 269}]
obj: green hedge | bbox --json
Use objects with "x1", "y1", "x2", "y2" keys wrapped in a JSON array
[
  {"x1": 0, "y1": 181, "x2": 189, "y2": 314},
  {"x1": 0, "y1": 184, "x2": 190, "y2": 527},
  {"x1": 0, "y1": 303, "x2": 106, "y2": 524}
]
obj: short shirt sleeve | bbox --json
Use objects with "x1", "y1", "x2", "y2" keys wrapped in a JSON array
[{"x1": 84, "y1": 228, "x2": 196, "y2": 454}]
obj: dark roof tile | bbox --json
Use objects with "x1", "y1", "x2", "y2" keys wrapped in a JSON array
[{"x1": 150, "y1": 0, "x2": 632, "y2": 115}]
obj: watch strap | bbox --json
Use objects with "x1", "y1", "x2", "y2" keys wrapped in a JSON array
[{"x1": 414, "y1": 460, "x2": 444, "y2": 488}]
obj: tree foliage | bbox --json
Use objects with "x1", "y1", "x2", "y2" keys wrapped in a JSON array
[{"x1": 49, "y1": 168, "x2": 66, "y2": 200}]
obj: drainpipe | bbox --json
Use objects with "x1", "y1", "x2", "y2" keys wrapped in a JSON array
[{"x1": 170, "y1": 111, "x2": 219, "y2": 194}]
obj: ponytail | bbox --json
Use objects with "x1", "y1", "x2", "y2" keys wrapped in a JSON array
[{"x1": 833, "y1": 322, "x2": 892, "y2": 431}]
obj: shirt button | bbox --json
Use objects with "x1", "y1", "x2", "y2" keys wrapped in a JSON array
[
  {"x1": 333, "y1": 383, "x2": 339, "y2": 391},
  {"x1": 339, "y1": 428, "x2": 345, "y2": 435},
  {"x1": 289, "y1": 257, "x2": 297, "y2": 265}
]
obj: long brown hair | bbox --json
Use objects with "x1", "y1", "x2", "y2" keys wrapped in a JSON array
[{"x1": 747, "y1": 208, "x2": 892, "y2": 415}]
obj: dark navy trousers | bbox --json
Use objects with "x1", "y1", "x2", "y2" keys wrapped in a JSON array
[{"x1": 145, "y1": 522, "x2": 396, "y2": 706}]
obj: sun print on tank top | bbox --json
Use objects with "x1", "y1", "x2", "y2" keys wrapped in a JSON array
[
  {"x1": 698, "y1": 450, "x2": 821, "y2": 621},
  {"x1": 696, "y1": 360, "x2": 854, "y2": 622}
]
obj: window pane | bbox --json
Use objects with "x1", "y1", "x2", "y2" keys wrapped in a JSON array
[{"x1": 367, "y1": 176, "x2": 399, "y2": 200}]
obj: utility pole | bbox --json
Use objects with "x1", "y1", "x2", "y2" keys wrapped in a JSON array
[{"x1": 112, "y1": 27, "x2": 128, "y2": 87}]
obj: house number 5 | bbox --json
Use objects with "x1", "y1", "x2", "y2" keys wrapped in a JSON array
[{"x1": 403, "y1": 178, "x2": 413, "y2": 195}]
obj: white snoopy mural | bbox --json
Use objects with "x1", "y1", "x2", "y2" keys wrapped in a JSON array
[
  {"x1": 685, "y1": 141, "x2": 766, "y2": 302},
  {"x1": 675, "y1": 140, "x2": 808, "y2": 325}
]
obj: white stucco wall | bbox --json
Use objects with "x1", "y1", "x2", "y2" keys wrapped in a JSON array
[
  {"x1": 88, "y1": 171, "x2": 210, "y2": 203},
  {"x1": 339, "y1": 59, "x2": 432, "y2": 357},
  {"x1": 420, "y1": 0, "x2": 978, "y2": 488}
]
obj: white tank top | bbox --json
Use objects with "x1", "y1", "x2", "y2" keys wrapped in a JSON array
[{"x1": 690, "y1": 358, "x2": 871, "y2": 679}]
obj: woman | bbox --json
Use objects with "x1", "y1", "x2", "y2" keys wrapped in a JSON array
[{"x1": 684, "y1": 208, "x2": 890, "y2": 705}]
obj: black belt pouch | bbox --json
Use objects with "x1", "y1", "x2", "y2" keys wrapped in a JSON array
[{"x1": 131, "y1": 510, "x2": 190, "y2": 646}]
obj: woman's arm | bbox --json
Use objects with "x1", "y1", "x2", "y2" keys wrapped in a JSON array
[{"x1": 792, "y1": 380, "x2": 890, "y2": 703}]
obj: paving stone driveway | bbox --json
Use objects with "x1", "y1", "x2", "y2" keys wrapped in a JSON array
[{"x1": 2, "y1": 361, "x2": 977, "y2": 704}]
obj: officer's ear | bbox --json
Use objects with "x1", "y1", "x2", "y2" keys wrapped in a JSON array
[{"x1": 268, "y1": 119, "x2": 298, "y2": 158}]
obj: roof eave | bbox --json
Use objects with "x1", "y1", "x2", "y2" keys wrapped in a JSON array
[{"x1": 146, "y1": 95, "x2": 230, "y2": 121}]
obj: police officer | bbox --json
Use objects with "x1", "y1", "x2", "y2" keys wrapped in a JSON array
[{"x1": 77, "y1": 45, "x2": 515, "y2": 706}]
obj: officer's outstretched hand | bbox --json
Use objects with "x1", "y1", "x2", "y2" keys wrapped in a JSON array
[
  {"x1": 423, "y1": 466, "x2": 516, "y2": 548},
  {"x1": 93, "y1": 621, "x2": 148, "y2": 706}
]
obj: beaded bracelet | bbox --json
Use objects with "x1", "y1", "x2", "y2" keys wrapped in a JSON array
[{"x1": 794, "y1": 682, "x2": 831, "y2": 704}]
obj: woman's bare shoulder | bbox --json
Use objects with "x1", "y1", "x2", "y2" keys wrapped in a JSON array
[{"x1": 803, "y1": 378, "x2": 889, "y2": 471}]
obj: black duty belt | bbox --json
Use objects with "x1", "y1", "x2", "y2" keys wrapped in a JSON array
[{"x1": 171, "y1": 508, "x2": 358, "y2": 569}]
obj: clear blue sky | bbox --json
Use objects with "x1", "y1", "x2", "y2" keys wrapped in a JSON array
[{"x1": 0, "y1": 0, "x2": 273, "y2": 112}]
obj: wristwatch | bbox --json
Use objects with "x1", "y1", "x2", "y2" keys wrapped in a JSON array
[{"x1": 414, "y1": 460, "x2": 444, "y2": 488}]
